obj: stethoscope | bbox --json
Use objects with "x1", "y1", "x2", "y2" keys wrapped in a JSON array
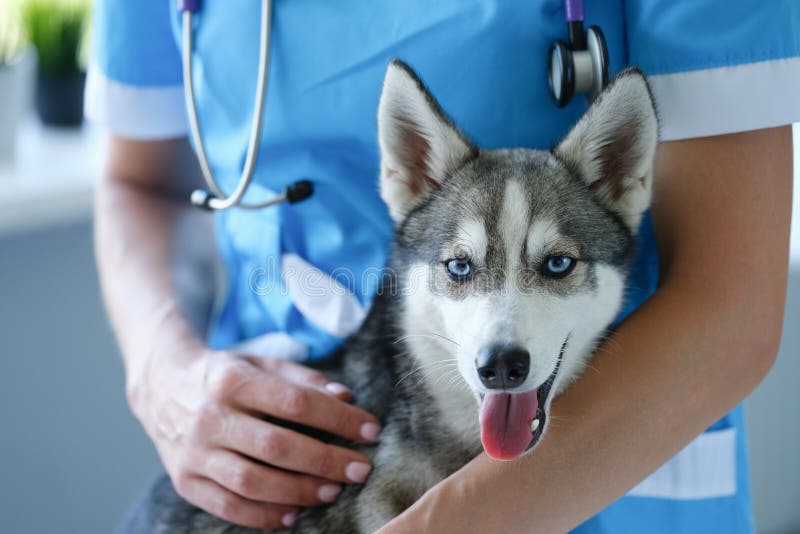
[
  {"x1": 548, "y1": 0, "x2": 609, "y2": 107},
  {"x1": 178, "y1": 0, "x2": 608, "y2": 212}
]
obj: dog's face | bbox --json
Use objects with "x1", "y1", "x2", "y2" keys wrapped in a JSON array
[{"x1": 378, "y1": 60, "x2": 658, "y2": 460}]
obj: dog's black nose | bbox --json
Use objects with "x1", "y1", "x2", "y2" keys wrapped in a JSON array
[{"x1": 476, "y1": 344, "x2": 530, "y2": 390}]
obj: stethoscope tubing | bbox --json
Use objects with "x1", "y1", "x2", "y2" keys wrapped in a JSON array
[{"x1": 182, "y1": 0, "x2": 280, "y2": 210}]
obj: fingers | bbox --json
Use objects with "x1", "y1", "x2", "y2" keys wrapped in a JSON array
[
  {"x1": 174, "y1": 475, "x2": 299, "y2": 529},
  {"x1": 208, "y1": 362, "x2": 382, "y2": 443},
  {"x1": 248, "y1": 356, "x2": 353, "y2": 400},
  {"x1": 157, "y1": 353, "x2": 377, "y2": 529},
  {"x1": 220, "y1": 412, "x2": 374, "y2": 485},
  {"x1": 202, "y1": 449, "x2": 345, "y2": 507}
]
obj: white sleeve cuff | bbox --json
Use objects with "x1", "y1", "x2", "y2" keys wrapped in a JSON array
[
  {"x1": 84, "y1": 64, "x2": 188, "y2": 140},
  {"x1": 649, "y1": 56, "x2": 800, "y2": 141}
]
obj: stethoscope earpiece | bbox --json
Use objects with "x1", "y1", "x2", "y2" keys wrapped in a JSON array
[
  {"x1": 548, "y1": 1, "x2": 609, "y2": 108},
  {"x1": 190, "y1": 189, "x2": 215, "y2": 210}
]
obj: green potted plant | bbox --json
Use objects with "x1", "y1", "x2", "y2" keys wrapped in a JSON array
[
  {"x1": 21, "y1": 0, "x2": 91, "y2": 127},
  {"x1": 0, "y1": 3, "x2": 31, "y2": 160}
]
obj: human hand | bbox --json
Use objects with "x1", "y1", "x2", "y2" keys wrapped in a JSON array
[{"x1": 127, "y1": 339, "x2": 381, "y2": 529}]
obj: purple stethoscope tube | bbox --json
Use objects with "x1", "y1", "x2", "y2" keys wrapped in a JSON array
[
  {"x1": 563, "y1": 0, "x2": 584, "y2": 22},
  {"x1": 178, "y1": 0, "x2": 200, "y2": 13},
  {"x1": 563, "y1": 0, "x2": 587, "y2": 50}
]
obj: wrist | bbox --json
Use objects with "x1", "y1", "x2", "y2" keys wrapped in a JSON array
[
  {"x1": 407, "y1": 471, "x2": 472, "y2": 533},
  {"x1": 124, "y1": 313, "x2": 206, "y2": 419}
]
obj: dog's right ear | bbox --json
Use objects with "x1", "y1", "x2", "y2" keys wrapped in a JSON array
[{"x1": 378, "y1": 59, "x2": 477, "y2": 223}]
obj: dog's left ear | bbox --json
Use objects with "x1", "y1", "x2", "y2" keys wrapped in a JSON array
[
  {"x1": 378, "y1": 59, "x2": 477, "y2": 223},
  {"x1": 554, "y1": 69, "x2": 658, "y2": 230}
]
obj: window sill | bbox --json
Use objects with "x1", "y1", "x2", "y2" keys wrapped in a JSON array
[{"x1": 0, "y1": 115, "x2": 104, "y2": 236}]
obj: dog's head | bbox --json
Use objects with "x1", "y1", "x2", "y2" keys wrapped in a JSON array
[{"x1": 378, "y1": 60, "x2": 657, "y2": 460}]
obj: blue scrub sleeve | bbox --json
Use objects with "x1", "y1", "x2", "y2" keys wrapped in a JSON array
[
  {"x1": 85, "y1": 0, "x2": 188, "y2": 139},
  {"x1": 625, "y1": 1, "x2": 800, "y2": 140}
]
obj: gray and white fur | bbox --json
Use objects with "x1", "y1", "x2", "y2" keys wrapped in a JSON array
[{"x1": 144, "y1": 59, "x2": 658, "y2": 533}]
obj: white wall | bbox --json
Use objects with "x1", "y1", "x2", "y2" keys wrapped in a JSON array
[
  {"x1": 0, "y1": 221, "x2": 162, "y2": 533},
  {"x1": 745, "y1": 124, "x2": 800, "y2": 534}
]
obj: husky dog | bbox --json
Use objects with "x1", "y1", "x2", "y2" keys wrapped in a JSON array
[{"x1": 147, "y1": 60, "x2": 658, "y2": 533}]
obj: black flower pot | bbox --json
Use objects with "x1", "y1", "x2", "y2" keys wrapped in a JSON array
[{"x1": 35, "y1": 70, "x2": 86, "y2": 127}]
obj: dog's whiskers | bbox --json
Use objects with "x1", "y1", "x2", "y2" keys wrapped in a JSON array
[
  {"x1": 442, "y1": 371, "x2": 470, "y2": 393},
  {"x1": 393, "y1": 332, "x2": 461, "y2": 347},
  {"x1": 394, "y1": 359, "x2": 459, "y2": 389},
  {"x1": 431, "y1": 366, "x2": 461, "y2": 385},
  {"x1": 583, "y1": 362, "x2": 601, "y2": 375}
]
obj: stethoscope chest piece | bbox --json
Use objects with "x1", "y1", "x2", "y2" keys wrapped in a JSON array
[{"x1": 548, "y1": 1, "x2": 609, "y2": 108}]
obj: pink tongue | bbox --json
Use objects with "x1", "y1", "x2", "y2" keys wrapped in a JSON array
[{"x1": 479, "y1": 391, "x2": 539, "y2": 461}]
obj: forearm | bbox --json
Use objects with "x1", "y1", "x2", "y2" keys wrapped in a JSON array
[
  {"x1": 94, "y1": 137, "x2": 213, "y2": 396},
  {"x1": 96, "y1": 182, "x2": 193, "y2": 363}
]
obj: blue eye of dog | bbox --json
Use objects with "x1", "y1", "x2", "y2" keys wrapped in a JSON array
[
  {"x1": 543, "y1": 255, "x2": 575, "y2": 278},
  {"x1": 445, "y1": 258, "x2": 473, "y2": 280}
]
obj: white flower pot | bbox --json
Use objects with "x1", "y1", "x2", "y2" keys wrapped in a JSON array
[{"x1": 0, "y1": 48, "x2": 35, "y2": 163}]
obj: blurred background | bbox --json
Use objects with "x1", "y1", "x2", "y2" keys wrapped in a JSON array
[{"x1": 0, "y1": 1, "x2": 798, "y2": 533}]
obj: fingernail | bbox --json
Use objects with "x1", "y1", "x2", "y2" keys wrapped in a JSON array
[
  {"x1": 346, "y1": 461, "x2": 372, "y2": 483},
  {"x1": 317, "y1": 483, "x2": 343, "y2": 503},
  {"x1": 281, "y1": 512, "x2": 297, "y2": 527},
  {"x1": 325, "y1": 382, "x2": 351, "y2": 396},
  {"x1": 360, "y1": 422, "x2": 382, "y2": 442}
]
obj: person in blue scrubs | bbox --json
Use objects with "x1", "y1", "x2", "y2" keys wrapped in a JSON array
[{"x1": 89, "y1": 1, "x2": 800, "y2": 532}]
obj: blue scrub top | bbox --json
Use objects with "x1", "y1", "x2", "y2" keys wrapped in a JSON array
[{"x1": 88, "y1": 1, "x2": 800, "y2": 532}]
